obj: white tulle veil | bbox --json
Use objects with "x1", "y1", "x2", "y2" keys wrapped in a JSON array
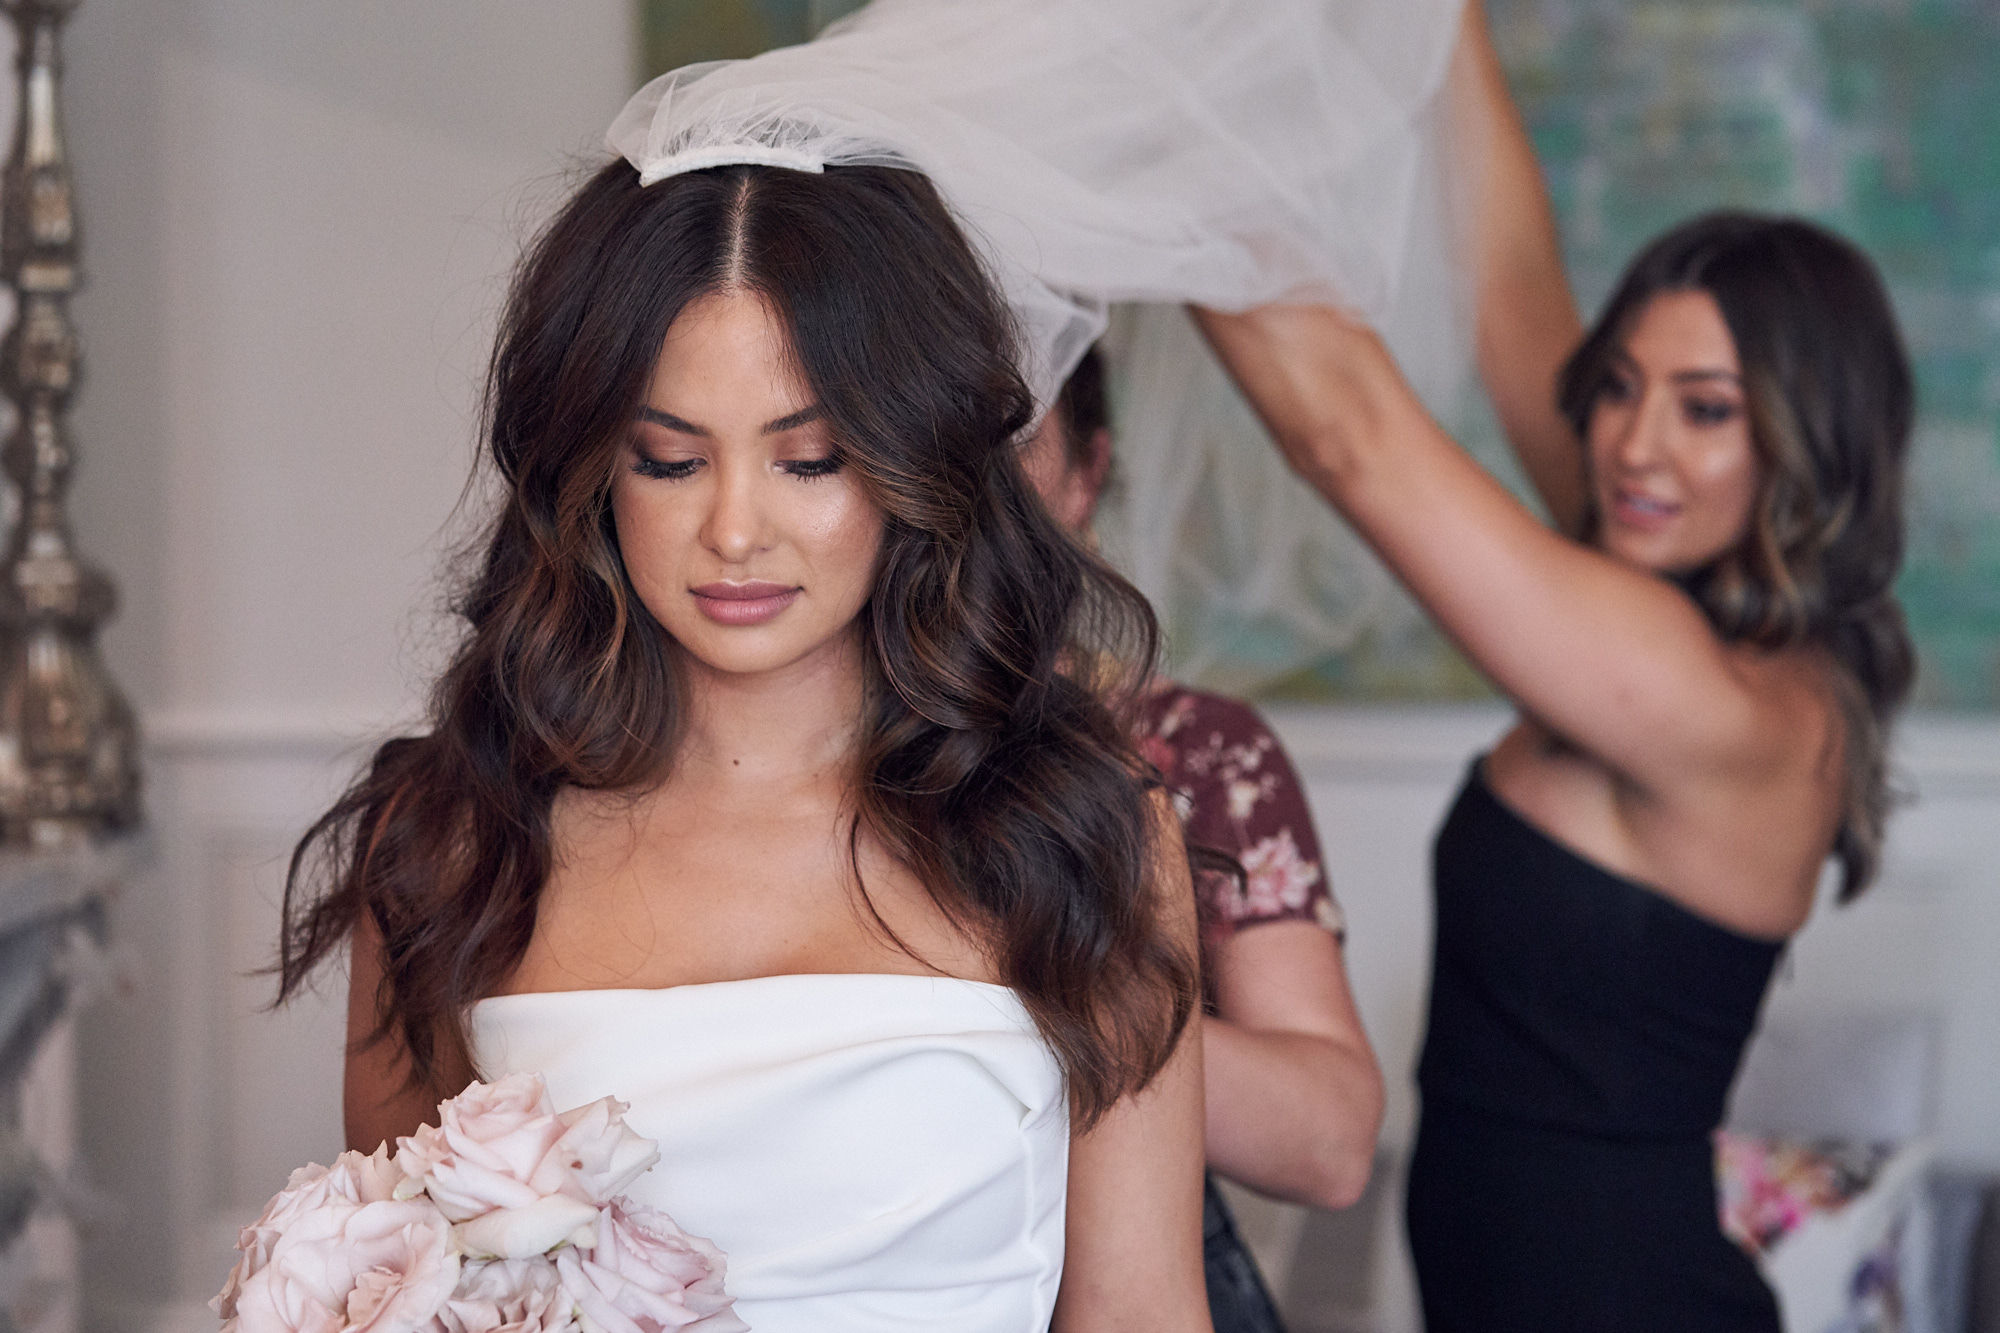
[{"x1": 609, "y1": 0, "x2": 1473, "y2": 690}]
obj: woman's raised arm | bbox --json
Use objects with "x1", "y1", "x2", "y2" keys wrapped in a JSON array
[
  {"x1": 1450, "y1": 0, "x2": 1588, "y2": 533},
  {"x1": 1053, "y1": 793, "x2": 1212, "y2": 1333},
  {"x1": 1192, "y1": 304, "x2": 1801, "y2": 803}
]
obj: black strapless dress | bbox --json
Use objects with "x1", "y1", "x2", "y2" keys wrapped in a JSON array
[{"x1": 1406, "y1": 762, "x2": 1785, "y2": 1332}]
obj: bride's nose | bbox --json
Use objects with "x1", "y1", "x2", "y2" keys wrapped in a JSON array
[{"x1": 700, "y1": 458, "x2": 776, "y2": 562}]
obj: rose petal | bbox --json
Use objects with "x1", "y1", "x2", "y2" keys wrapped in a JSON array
[
  {"x1": 528, "y1": 1099, "x2": 661, "y2": 1205},
  {"x1": 233, "y1": 1199, "x2": 458, "y2": 1333},
  {"x1": 553, "y1": 1203, "x2": 744, "y2": 1333},
  {"x1": 339, "y1": 1144, "x2": 408, "y2": 1205},
  {"x1": 215, "y1": 1150, "x2": 407, "y2": 1320},
  {"x1": 397, "y1": 1077, "x2": 573, "y2": 1222},
  {"x1": 454, "y1": 1195, "x2": 602, "y2": 1261},
  {"x1": 435, "y1": 1257, "x2": 578, "y2": 1333}
]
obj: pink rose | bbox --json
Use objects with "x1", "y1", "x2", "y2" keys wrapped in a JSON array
[
  {"x1": 345, "y1": 1144, "x2": 409, "y2": 1204},
  {"x1": 216, "y1": 1147, "x2": 410, "y2": 1324},
  {"x1": 531, "y1": 1098, "x2": 661, "y2": 1205},
  {"x1": 430, "y1": 1258, "x2": 577, "y2": 1333},
  {"x1": 396, "y1": 1077, "x2": 661, "y2": 1224},
  {"x1": 555, "y1": 1202, "x2": 746, "y2": 1333},
  {"x1": 396, "y1": 1076, "x2": 569, "y2": 1222},
  {"x1": 231, "y1": 1198, "x2": 459, "y2": 1333},
  {"x1": 453, "y1": 1195, "x2": 600, "y2": 1262}
]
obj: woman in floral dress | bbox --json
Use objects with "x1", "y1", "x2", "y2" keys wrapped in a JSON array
[
  {"x1": 1024, "y1": 347, "x2": 1384, "y2": 1333},
  {"x1": 1137, "y1": 688, "x2": 1344, "y2": 943}
]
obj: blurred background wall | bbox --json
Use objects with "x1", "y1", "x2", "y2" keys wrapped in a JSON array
[
  {"x1": 46, "y1": 2, "x2": 631, "y2": 1327},
  {"x1": 24, "y1": 2, "x2": 1998, "y2": 1331}
]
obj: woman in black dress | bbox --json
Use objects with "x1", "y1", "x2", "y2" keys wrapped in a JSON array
[{"x1": 1192, "y1": 7, "x2": 1915, "y2": 1328}]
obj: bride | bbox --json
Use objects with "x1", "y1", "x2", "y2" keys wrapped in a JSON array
[
  {"x1": 276, "y1": 156, "x2": 1208, "y2": 1332},
  {"x1": 276, "y1": 0, "x2": 1465, "y2": 1322}
]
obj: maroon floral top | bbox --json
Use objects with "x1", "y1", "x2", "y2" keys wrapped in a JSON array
[{"x1": 1135, "y1": 683, "x2": 1344, "y2": 948}]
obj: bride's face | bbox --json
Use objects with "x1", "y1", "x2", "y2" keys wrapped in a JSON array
[{"x1": 613, "y1": 289, "x2": 884, "y2": 681}]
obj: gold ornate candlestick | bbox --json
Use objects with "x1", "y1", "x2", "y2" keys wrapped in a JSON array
[{"x1": 0, "y1": 0, "x2": 139, "y2": 847}]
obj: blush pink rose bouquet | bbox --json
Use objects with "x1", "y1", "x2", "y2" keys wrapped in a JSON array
[{"x1": 213, "y1": 1073, "x2": 745, "y2": 1333}]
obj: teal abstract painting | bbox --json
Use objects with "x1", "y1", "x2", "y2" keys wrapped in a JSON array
[
  {"x1": 1265, "y1": 0, "x2": 2000, "y2": 707},
  {"x1": 1493, "y1": 0, "x2": 2000, "y2": 709},
  {"x1": 639, "y1": 0, "x2": 863, "y2": 80},
  {"x1": 632, "y1": 0, "x2": 2000, "y2": 709}
]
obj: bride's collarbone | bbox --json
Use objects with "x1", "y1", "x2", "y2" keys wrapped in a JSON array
[{"x1": 518, "y1": 795, "x2": 992, "y2": 994}]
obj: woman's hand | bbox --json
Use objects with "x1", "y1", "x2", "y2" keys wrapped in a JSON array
[{"x1": 1191, "y1": 304, "x2": 1422, "y2": 500}]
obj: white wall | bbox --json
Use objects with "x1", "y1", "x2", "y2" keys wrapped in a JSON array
[
  {"x1": 53, "y1": 3, "x2": 634, "y2": 1327},
  {"x1": 34, "y1": 4, "x2": 2000, "y2": 1331}
]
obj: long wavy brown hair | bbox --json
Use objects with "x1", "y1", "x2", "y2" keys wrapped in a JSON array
[
  {"x1": 277, "y1": 161, "x2": 1198, "y2": 1127},
  {"x1": 1558, "y1": 212, "x2": 1915, "y2": 900}
]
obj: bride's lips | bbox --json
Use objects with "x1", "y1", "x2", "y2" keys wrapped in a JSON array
[{"x1": 691, "y1": 580, "x2": 801, "y2": 626}]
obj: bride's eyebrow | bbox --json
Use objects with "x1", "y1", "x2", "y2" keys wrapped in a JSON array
[
  {"x1": 633, "y1": 404, "x2": 824, "y2": 434},
  {"x1": 637, "y1": 406, "x2": 705, "y2": 435},
  {"x1": 762, "y1": 405, "x2": 824, "y2": 434}
]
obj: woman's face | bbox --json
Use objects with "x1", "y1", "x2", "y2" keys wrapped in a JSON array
[
  {"x1": 1585, "y1": 289, "x2": 1761, "y2": 574},
  {"x1": 613, "y1": 289, "x2": 884, "y2": 682},
  {"x1": 1019, "y1": 409, "x2": 1112, "y2": 534}
]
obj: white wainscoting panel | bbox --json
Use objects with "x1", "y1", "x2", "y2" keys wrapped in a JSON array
[
  {"x1": 73, "y1": 706, "x2": 1999, "y2": 1332},
  {"x1": 81, "y1": 723, "x2": 373, "y2": 1333}
]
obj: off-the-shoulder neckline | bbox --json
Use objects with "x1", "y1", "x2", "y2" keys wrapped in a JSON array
[{"x1": 475, "y1": 971, "x2": 1020, "y2": 1008}]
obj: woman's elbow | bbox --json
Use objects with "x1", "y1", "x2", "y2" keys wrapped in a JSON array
[
  {"x1": 1295, "y1": 1138, "x2": 1374, "y2": 1211},
  {"x1": 1298, "y1": 1066, "x2": 1385, "y2": 1211}
]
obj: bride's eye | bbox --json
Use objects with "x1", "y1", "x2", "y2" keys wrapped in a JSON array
[
  {"x1": 632, "y1": 454, "x2": 701, "y2": 481},
  {"x1": 781, "y1": 454, "x2": 844, "y2": 480}
]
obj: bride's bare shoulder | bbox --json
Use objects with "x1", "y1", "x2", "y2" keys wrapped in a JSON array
[{"x1": 550, "y1": 781, "x2": 651, "y2": 835}]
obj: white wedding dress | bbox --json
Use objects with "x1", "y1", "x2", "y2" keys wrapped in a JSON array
[{"x1": 471, "y1": 973, "x2": 1068, "y2": 1332}]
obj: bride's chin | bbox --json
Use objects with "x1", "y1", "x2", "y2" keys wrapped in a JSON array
[{"x1": 668, "y1": 626, "x2": 861, "y2": 684}]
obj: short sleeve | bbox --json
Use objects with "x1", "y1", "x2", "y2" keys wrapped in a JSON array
[{"x1": 1136, "y1": 684, "x2": 1344, "y2": 944}]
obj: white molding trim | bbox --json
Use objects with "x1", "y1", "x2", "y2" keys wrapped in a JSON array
[
  {"x1": 1893, "y1": 715, "x2": 2000, "y2": 793},
  {"x1": 1260, "y1": 703, "x2": 1512, "y2": 783},
  {"x1": 141, "y1": 710, "x2": 420, "y2": 761},
  {"x1": 137, "y1": 703, "x2": 2000, "y2": 792},
  {"x1": 1261, "y1": 704, "x2": 2000, "y2": 794}
]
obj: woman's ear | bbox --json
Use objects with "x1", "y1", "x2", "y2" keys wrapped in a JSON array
[
  {"x1": 1021, "y1": 413, "x2": 1112, "y2": 534},
  {"x1": 1077, "y1": 427, "x2": 1115, "y2": 525}
]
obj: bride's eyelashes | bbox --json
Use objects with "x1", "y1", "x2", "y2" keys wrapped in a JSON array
[
  {"x1": 779, "y1": 452, "x2": 844, "y2": 480},
  {"x1": 626, "y1": 450, "x2": 845, "y2": 481},
  {"x1": 631, "y1": 453, "x2": 701, "y2": 481}
]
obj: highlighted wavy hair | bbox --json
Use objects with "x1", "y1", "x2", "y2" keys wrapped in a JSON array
[
  {"x1": 278, "y1": 161, "x2": 1197, "y2": 1125},
  {"x1": 1560, "y1": 212, "x2": 1915, "y2": 900}
]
